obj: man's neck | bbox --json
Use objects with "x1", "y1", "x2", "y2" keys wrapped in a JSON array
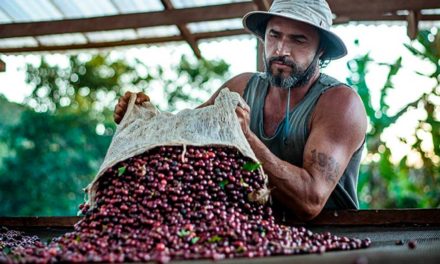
[{"x1": 268, "y1": 71, "x2": 321, "y2": 107}]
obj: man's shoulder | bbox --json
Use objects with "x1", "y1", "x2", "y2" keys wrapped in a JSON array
[
  {"x1": 317, "y1": 73, "x2": 358, "y2": 103},
  {"x1": 314, "y1": 80, "x2": 367, "y2": 136},
  {"x1": 223, "y1": 72, "x2": 256, "y2": 96},
  {"x1": 318, "y1": 83, "x2": 363, "y2": 112},
  {"x1": 318, "y1": 73, "x2": 348, "y2": 88}
]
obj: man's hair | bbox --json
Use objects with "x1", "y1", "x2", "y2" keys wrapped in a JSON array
[{"x1": 317, "y1": 31, "x2": 331, "y2": 68}]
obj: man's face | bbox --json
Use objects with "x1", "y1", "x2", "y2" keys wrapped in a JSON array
[{"x1": 263, "y1": 17, "x2": 321, "y2": 89}]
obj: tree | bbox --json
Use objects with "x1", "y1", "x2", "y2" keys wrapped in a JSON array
[
  {"x1": 0, "y1": 109, "x2": 112, "y2": 216},
  {"x1": 349, "y1": 29, "x2": 440, "y2": 208}
]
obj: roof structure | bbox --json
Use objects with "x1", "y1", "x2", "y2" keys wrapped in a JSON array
[{"x1": 0, "y1": 0, "x2": 439, "y2": 59}]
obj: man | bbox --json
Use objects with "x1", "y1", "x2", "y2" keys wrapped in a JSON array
[{"x1": 114, "y1": 0, "x2": 367, "y2": 221}]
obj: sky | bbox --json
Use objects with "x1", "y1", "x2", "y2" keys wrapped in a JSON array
[{"x1": 0, "y1": 24, "x2": 437, "y2": 165}]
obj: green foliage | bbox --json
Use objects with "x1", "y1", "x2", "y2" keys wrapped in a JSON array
[
  {"x1": 25, "y1": 55, "x2": 149, "y2": 115},
  {"x1": 350, "y1": 28, "x2": 440, "y2": 208},
  {"x1": 0, "y1": 96, "x2": 24, "y2": 176},
  {"x1": 153, "y1": 55, "x2": 230, "y2": 112},
  {"x1": 0, "y1": 109, "x2": 112, "y2": 216},
  {"x1": 0, "y1": 52, "x2": 230, "y2": 216}
]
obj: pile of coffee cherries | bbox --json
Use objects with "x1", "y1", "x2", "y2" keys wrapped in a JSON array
[
  {"x1": 2, "y1": 145, "x2": 370, "y2": 263},
  {"x1": 0, "y1": 226, "x2": 43, "y2": 262}
]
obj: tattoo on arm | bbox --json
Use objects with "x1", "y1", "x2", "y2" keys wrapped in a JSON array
[{"x1": 310, "y1": 149, "x2": 340, "y2": 182}]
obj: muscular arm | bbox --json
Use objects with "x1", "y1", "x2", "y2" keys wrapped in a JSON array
[{"x1": 238, "y1": 86, "x2": 367, "y2": 220}]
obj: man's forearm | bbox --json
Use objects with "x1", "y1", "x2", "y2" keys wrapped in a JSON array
[{"x1": 246, "y1": 133, "x2": 324, "y2": 220}]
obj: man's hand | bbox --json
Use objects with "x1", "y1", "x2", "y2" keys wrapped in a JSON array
[
  {"x1": 113, "y1": 91, "x2": 150, "y2": 124},
  {"x1": 235, "y1": 104, "x2": 251, "y2": 138}
]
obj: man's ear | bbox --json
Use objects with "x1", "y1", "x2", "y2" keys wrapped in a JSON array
[{"x1": 318, "y1": 48, "x2": 325, "y2": 60}]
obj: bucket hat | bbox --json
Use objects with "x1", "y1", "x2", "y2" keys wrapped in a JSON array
[{"x1": 243, "y1": 0, "x2": 347, "y2": 60}]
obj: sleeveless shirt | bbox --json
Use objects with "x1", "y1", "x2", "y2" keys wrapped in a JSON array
[{"x1": 242, "y1": 72, "x2": 364, "y2": 209}]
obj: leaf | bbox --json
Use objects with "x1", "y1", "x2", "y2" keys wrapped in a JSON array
[
  {"x1": 75, "y1": 235, "x2": 81, "y2": 243},
  {"x1": 219, "y1": 179, "x2": 229, "y2": 189},
  {"x1": 118, "y1": 166, "x2": 126, "y2": 176},
  {"x1": 177, "y1": 229, "x2": 190, "y2": 237},
  {"x1": 236, "y1": 246, "x2": 246, "y2": 253},
  {"x1": 2, "y1": 246, "x2": 11, "y2": 255},
  {"x1": 242, "y1": 162, "x2": 261, "y2": 172},
  {"x1": 240, "y1": 178, "x2": 249, "y2": 188},
  {"x1": 191, "y1": 237, "x2": 200, "y2": 244},
  {"x1": 208, "y1": 235, "x2": 222, "y2": 243}
]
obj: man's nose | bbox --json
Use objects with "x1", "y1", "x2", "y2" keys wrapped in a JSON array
[{"x1": 275, "y1": 40, "x2": 290, "y2": 56}]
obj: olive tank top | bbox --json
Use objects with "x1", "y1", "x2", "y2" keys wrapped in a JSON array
[{"x1": 242, "y1": 72, "x2": 364, "y2": 209}]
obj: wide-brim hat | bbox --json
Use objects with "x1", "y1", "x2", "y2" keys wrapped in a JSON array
[{"x1": 242, "y1": 0, "x2": 347, "y2": 60}]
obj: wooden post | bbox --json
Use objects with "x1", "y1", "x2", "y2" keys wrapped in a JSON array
[
  {"x1": 0, "y1": 59, "x2": 5, "y2": 72},
  {"x1": 407, "y1": 10, "x2": 419, "y2": 40},
  {"x1": 257, "y1": 40, "x2": 265, "y2": 72}
]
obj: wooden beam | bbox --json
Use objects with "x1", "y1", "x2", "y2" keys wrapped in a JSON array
[
  {"x1": 0, "y1": 216, "x2": 79, "y2": 227},
  {"x1": 0, "y1": 29, "x2": 248, "y2": 54},
  {"x1": 252, "y1": 0, "x2": 271, "y2": 11},
  {"x1": 160, "y1": 0, "x2": 201, "y2": 59},
  {"x1": 1, "y1": 209, "x2": 440, "y2": 227},
  {"x1": 257, "y1": 40, "x2": 265, "y2": 72},
  {"x1": 328, "y1": 0, "x2": 440, "y2": 15},
  {"x1": 2, "y1": 11, "x2": 439, "y2": 54},
  {"x1": 407, "y1": 10, "x2": 420, "y2": 40},
  {"x1": 333, "y1": 13, "x2": 440, "y2": 24},
  {"x1": 0, "y1": 58, "x2": 5, "y2": 72},
  {"x1": 0, "y1": 2, "x2": 256, "y2": 39},
  {"x1": 282, "y1": 209, "x2": 440, "y2": 226}
]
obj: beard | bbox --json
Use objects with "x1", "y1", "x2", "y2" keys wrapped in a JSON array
[{"x1": 264, "y1": 55, "x2": 317, "y2": 90}]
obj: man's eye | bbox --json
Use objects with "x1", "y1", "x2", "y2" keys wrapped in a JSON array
[{"x1": 294, "y1": 38, "x2": 306, "y2": 44}]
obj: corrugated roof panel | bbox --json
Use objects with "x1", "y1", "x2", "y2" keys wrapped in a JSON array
[
  {"x1": 0, "y1": 0, "x2": 62, "y2": 22},
  {"x1": 18, "y1": 0, "x2": 64, "y2": 21},
  {"x1": 86, "y1": 29, "x2": 138, "y2": 42},
  {"x1": 187, "y1": 18, "x2": 243, "y2": 33},
  {"x1": 51, "y1": 0, "x2": 87, "y2": 19},
  {"x1": 396, "y1": 10, "x2": 409, "y2": 16},
  {"x1": 37, "y1": 33, "x2": 88, "y2": 46},
  {"x1": 78, "y1": 0, "x2": 118, "y2": 17},
  {"x1": 51, "y1": 0, "x2": 117, "y2": 19},
  {"x1": 171, "y1": 0, "x2": 250, "y2": 9},
  {"x1": 0, "y1": 9, "x2": 12, "y2": 23},
  {"x1": 112, "y1": 0, "x2": 164, "y2": 13},
  {"x1": 419, "y1": 21, "x2": 440, "y2": 29},
  {"x1": 0, "y1": 0, "x2": 32, "y2": 22},
  {"x1": 0, "y1": 0, "x2": 63, "y2": 22},
  {"x1": 137, "y1": 25, "x2": 180, "y2": 38},
  {"x1": 0, "y1": 37, "x2": 38, "y2": 48},
  {"x1": 421, "y1": 9, "x2": 440, "y2": 15}
]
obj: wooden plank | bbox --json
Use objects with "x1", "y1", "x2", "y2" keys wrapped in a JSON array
[
  {"x1": 1, "y1": 209, "x2": 439, "y2": 228},
  {"x1": 0, "y1": 216, "x2": 80, "y2": 227},
  {"x1": 329, "y1": 0, "x2": 440, "y2": 15},
  {"x1": 252, "y1": 0, "x2": 271, "y2": 11},
  {"x1": 0, "y1": 2, "x2": 255, "y2": 39},
  {"x1": 282, "y1": 209, "x2": 440, "y2": 226},
  {"x1": 0, "y1": 58, "x2": 5, "y2": 72},
  {"x1": 257, "y1": 40, "x2": 265, "y2": 72},
  {"x1": 160, "y1": 0, "x2": 202, "y2": 59},
  {"x1": 333, "y1": 14, "x2": 440, "y2": 24},
  {"x1": 0, "y1": 29, "x2": 248, "y2": 54},
  {"x1": 407, "y1": 10, "x2": 420, "y2": 40}
]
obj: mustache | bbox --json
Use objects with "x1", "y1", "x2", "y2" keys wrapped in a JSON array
[{"x1": 269, "y1": 56, "x2": 295, "y2": 67}]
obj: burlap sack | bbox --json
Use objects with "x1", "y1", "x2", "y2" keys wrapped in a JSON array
[{"x1": 85, "y1": 88, "x2": 266, "y2": 207}]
